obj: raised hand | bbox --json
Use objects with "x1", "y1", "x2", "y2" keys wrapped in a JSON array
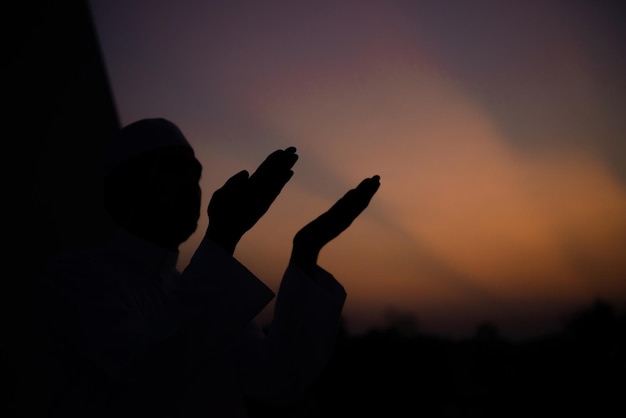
[
  {"x1": 290, "y1": 175, "x2": 381, "y2": 276},
  {"x1": 206, "y1": 147, "x2": 299, "y2": 254}
]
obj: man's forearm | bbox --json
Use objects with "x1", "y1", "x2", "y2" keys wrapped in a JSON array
[
  {"x1": 289, "y1": 246, "x2": 319, "y2": 278},
  {"x1": 204, "y1": 225, "x2": 240, "y2": 256}
]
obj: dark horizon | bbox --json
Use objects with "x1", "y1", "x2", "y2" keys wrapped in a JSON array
[
  {"x1": 256, "y1": 297, "x2": 626, "y2": 417},
  {"x1": 266, "y1": 296, "x2": 626, "y2": 342}
]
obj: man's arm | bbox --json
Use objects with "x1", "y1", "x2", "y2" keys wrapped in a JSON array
[
  {"x1": 235, "y1": 175, "x2": 381, "y2": 406},
  {"x1": 179, "y1": 146, "x2": 299, "y2": 372}
]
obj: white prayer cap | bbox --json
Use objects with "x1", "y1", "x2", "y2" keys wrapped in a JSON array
[{"x1": 102, "y1": 118, "x2": 193, "y2": 177}]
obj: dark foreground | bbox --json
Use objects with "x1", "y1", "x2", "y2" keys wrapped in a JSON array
[
  {"x1": 3, "y1": 300, "x2": 623, "y2": 418},
  {"x1": 248, "y1": 300, "x2": 626, "y2": 418}
]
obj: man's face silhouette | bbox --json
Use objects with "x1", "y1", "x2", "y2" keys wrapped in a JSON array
[
  {"x1": 143, "y1": 146, "x2": 203, "y2": 246},
  {"x1": 105, "y1": 145, "x2": 203, "y2": 250}
]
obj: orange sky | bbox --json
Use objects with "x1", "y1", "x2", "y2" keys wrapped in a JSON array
[{"x1": 89, "y1": 0, "x2": 626, "y2": 338}]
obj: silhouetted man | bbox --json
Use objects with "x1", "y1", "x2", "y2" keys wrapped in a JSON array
[{"x1": 37, "y1": 118, "x2": 380, "y2": 417}]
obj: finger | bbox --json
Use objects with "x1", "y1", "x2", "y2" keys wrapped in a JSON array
[
  {"x1": 265, "y1": 169, "x2": 294, "y2": 196},
  {"x1": 304, "y1": 176, "x2": 380, "y2": 242},
  {"x1": 282, "y1": 148, "x2": 299, "y2": 170},
  {"x1": 251, "y1": 147, "x2": 299, "y2": 181},
  {"x1": 252, "y1": 169, "x2": 294, "y2": 211},
  {"x1": 337, "y1": 175, "x2": 380, "y2": 206},
  {"x1": 221, "y1": 170, "x2": 249, "y2": 190},
  {"x1": 307, "y1": 176, "x2": 378, "y2": 235},
  {"x1": 356, "y1": 175, "x2": 381, "y2": 203},
  {"x1": 356, "y1": 175, "x2": 381, "y2": 193},
  {"x1": 269, "y1": 151, "x2": 298, "y2": 176},
  {"x1": 277, "y1": 169, "x2": 295, "y2": 187}
]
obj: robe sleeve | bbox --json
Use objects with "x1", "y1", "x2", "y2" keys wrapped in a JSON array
[
  {"x1": 180, "y1": 235, "x2": 275, "y2": 372},
  {"x1": 232, "y1": 262, "x2": 347, "y2": 407}
]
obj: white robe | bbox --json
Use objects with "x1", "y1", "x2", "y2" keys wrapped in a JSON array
[{"x1": 37, "y1": 229, "x2": 346, "y2": 417}]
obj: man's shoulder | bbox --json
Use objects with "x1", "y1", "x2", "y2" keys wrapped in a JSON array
[
  {"x1": 47, "y1": 244, "x2": 111, "y2": 271},
  {"x1": 42, "y1": 243, "x2": 124, "y2": 292},
  {"x1": 41, "y1": 244, "x2": 132, "y2": 310}
]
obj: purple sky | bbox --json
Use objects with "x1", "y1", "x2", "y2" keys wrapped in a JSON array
[{"x1": 89, "y1": 0, "x2": 626, "y2": 338}]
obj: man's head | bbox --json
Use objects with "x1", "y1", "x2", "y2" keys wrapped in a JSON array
[{"x1": 103, "y1": 118, "x2": 203, "y2": 250}]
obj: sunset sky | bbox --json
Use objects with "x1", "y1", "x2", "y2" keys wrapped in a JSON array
[{"x1": 88, "y1": 0, "x2": 626, "y2": 339}]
